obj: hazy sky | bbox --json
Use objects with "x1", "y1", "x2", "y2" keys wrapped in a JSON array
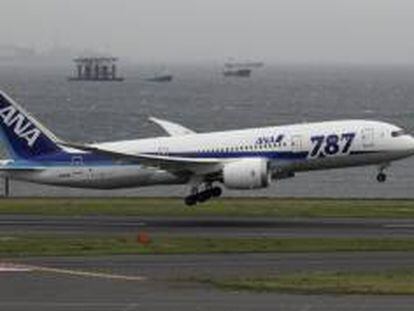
[{"x1": 1, "y1": 0, "x2": 414, "y2": 63}]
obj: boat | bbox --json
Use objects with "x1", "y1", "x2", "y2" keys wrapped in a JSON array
[
  {"x1": 224, "y1": 61, "x2": 264, "y2": 69},
  {"x1": 145, "y1": 74, "x2": 173, "y2": 82},
  {"x1": 223, "y1": 68, "x2": 251, "y2": 77}
]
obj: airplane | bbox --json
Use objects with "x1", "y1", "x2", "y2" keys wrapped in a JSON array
[{"x1": 0, "y1": 90, "x2": 414, "y2": 205}]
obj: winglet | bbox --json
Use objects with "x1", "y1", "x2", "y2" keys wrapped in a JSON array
[{"x1": 149, "y1": 117, "x2": 195, "y2": 136}]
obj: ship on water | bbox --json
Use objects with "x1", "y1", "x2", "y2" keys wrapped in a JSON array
[
  {"x1": 224, "y1": 61, "x2": 264, "y2": 69},
  {"x1": 144, "y1": 67, "x2": 173, "y2": 82},
  {"x1": 223, "y1": 68, "x2": 252, "y2": 77},
  {"x1": 145, "y1": 74, "x2": 173, "y2": 82},
  {"x1": 222, "y1": 59, "x2": 263, "y2": 77}
]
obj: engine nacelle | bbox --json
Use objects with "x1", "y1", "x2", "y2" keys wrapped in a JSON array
[{"x1": 223, "y1": 158, "x2": 270, "y2": 189}]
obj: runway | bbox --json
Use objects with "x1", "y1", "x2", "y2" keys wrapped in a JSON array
[
  {"x1": 1, "y1": 215, "x2": 414, "y2": 237},
  {"x1": 1, "y1": 215, "x2": 414, "y2": 310},
  {"x1": 2, "y1": 271, "x2": 414, "y2": 311},
  {"x1": 9, "y1": 252, "x2": 414, "y2": 279},
  {"x1": 1, "y1": 253, "x2": 414, "y2": 310}
]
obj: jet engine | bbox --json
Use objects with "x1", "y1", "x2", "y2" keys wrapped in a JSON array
[{"x1": 222, "y1": 158, "x2": 270, "y2": 189}]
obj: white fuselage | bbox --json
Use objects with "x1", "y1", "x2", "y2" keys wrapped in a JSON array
[{"x1": 6, "y1": 119, "x2": 414, "y2": 189}]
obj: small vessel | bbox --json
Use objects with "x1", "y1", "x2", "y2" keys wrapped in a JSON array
[
  {"x1": 222, "y1": 58, "x2": 264, "y2": 78},
  {"x1": 144, "y1": 67, "x2": 173, "y2": 82},
  {"x1": 224, "y1": 61, "x2": 264, "y2": 69},
  {"x1": 223, "y1": 68, "x2": 251, "y2": 77},
  {"x1": 145, "y1": 74, "x2": 173, "y2": 82}
]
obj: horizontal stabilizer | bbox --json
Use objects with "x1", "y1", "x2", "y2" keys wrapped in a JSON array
[
  {"x1": 0, "y1": 166, "x2": 43, "y2": 172},
  {"x1": 0, "y1": 159, "x2": 44, "y2": 171}
]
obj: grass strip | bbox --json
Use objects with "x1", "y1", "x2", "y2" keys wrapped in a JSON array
[
  {"x1": 201, "y1": 270, "x2": 414, "y2": 295},
  {"x1": 0, "y1": 197, "x2": 414, "y2": 218},
  {"x1": 1, "y1": 235, "x2": 414, "y2": 257}
]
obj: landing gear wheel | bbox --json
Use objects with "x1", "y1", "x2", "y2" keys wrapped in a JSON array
[
  {"x1": 377, "y1": 172, "x2": 387, "y2": 183},
  {"x1": 197, "y1": 190, "x2": 212, "y2": 203},
  {"x1": 184, "y1": 184, "x2": 223, "y2": 205},
  {"x1": 185, "y1": 195, "x2": 198, "y2": 206},
  {"x1": 211, "y1": 187, "x2": 222, "y2": 197}
]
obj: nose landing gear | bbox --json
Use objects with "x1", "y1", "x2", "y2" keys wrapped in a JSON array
[
  {"x1": 376, "y1": 172, "x2": 387, "y2": 183},
  {"x1": 184, "y1": 184, "x2": 222, "y2": 206},
  {"x1": 376, "y1": 164, "x2": 389, "y2": 183}
]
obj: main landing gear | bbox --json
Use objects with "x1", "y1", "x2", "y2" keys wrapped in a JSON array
[{"x1": 184, "y1": 185, "x2": 222, "y2": 206}]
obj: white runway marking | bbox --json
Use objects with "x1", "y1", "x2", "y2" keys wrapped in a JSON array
[
  {"x1": 0, "y1": 263, "x2": 33, "y2": 272},
  {"x1": 0, "y1": 262, "x2": 146, "y2": 281},
  {"x1": 34, "y1": 266, "x2": 147, "y2": 281}
]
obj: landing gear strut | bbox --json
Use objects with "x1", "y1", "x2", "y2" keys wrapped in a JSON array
[{"x1": 184, "y1": 184, "x2": 222, "y2": 206}]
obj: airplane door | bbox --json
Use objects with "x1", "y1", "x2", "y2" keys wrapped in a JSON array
[
  {"x1": 291, "y1": 135, "x2": 302, "y2": 152},
  {"x1": 71, "y1": 156, "x2": 83, "y2": 166},
  {"x1": 361, "y1": 128, "x2": 374, "y2": 148}
]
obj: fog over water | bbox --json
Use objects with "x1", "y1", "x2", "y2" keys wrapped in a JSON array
[
  {"x1": 0, "y1": 65, "x2": 414, "y2": 197},
  {"x1": 2, "y1": 0, "x2": 414, "y2": 64}
]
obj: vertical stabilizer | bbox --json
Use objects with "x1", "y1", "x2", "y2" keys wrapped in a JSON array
[{"x1": 0, "y1": 91, "x2": 61, "y2": 159}]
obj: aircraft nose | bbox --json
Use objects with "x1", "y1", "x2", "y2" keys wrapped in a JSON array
[{"x1": 406, "y1": 134, "x2": 414, "y2": 152}]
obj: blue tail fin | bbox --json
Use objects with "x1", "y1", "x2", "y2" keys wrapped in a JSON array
[{"x1": 0, "y1": 91, "x2": 61, "y2": 159}]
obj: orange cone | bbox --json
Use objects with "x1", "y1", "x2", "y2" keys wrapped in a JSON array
[{"x1": 137, "y1": 232, "x2": 151, "y2": 245}]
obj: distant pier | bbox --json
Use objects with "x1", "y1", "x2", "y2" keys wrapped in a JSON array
[{"x1": 68, "y1": 57, "x2": 124, "y2": 81}]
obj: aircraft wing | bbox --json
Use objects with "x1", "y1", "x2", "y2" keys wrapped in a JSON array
[
  {"x1": 149, "y1": 117, "x2": 196, "y2": 136},
  {"x1": 59, "y1": 142, "x2": 223, "y2": 175}
]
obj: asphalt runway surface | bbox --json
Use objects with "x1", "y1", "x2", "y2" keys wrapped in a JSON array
[
  {"x1": 3, "y1": 271, "x2": 414, "y2": 311},
  {"x1": 10, "y1": 252, "x2": 414, "y2": 279},
  {"x1": 1, "y1": 215, "x2": 414, "y2": 310},
  {"x1": 1, "y1": 253, "x2": 414, "y2": 311},
  {"x1": 2, "y1": 215, "x2": 414, "y2": 237}
]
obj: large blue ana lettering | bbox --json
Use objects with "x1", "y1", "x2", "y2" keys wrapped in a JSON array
[{"x1": 0, "y1": 105, "x2": 41, "y2": 147}]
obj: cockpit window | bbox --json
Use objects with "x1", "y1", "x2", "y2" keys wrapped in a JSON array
[{"x1": 391, "y1": 129, "x2": 405, "y2": 137}]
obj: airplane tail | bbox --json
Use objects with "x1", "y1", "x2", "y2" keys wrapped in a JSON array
[{"x1": 0, "y1": 91, "x2": 62, "y2": 160}]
